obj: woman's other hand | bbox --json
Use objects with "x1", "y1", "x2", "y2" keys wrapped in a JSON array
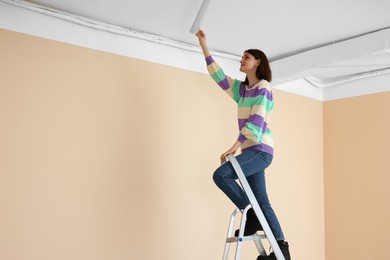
[{"x1": 220, "y1": 140, "x2": 241, "y2": 163}]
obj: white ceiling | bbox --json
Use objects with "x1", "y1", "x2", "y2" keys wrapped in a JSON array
[{"x1": 1, "y1": 0, "x2": 390, "y2": 100}]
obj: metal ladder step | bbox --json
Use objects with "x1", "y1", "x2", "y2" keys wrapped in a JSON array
[{"x1": 226, "y1": 234, "x2": 267, "y2": 243}]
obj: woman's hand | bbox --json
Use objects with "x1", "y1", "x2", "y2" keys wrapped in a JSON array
[
  {"x1": 195, "y1": 30, "x2": 211, "y2": 58},
  {"x1": 220, "y1": 140, "x2": 241, "y2": 163},
  {"x1": 195, "y1": 30, "x2": 206, "y2": 44}
]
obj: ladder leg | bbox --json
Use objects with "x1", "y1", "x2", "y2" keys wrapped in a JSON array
[
  {"x1": 222, "y1": 243, "x2": 230, "y2": 260},
  {"x1": 222, "y1": 208, "x2": 240, "y2": 260},
  {"x1": 234, "y1": 207, "x2": 249, "y2": 260},
  {"x1": 234, "y1": 239, "x2": 243, "y2": 260},
  {"x1": 254, "y1": 238, "x2": 267, "y2": 256}
]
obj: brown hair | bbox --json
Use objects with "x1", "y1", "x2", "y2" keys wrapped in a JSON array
[{"x1": 243, "y1": 49, "x2": 272, "y2": 84}]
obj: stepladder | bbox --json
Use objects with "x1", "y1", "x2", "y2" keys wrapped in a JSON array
[{"x1": 222, "y1": 154, "x2": 285, "y2": 260}]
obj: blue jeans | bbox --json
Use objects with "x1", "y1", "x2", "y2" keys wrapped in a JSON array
[{"x1": 213, "y1": 150, "x2": 285, "y2": 241}]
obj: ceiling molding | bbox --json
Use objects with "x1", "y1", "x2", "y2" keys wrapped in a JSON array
[
  {"x1": 271, "y1": 28, "x2": 390, "y2": 82},
  {"x1": 270, "y1": 28, "x2": 390, "y2": 100},
  {"x1": 0, "y1": 0, "x2": 243, "y2": 80},
  {"x1": 304, "y1": 67, "x2": 390, "y2": 88},
  {"x1": 0, "y1": 0, "x2": 240, "y2": 61},
  {"x1": 1, "y1": 0, "x2": 389, "y2": 101}
]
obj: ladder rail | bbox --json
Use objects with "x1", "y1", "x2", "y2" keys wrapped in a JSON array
[{"x1": 227, "y1": 154, "x2": 285, "y2": 260}]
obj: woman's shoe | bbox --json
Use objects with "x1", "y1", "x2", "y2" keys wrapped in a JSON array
[
  {"x1": 234, "y1": 208, "x2": 263, "y2": 236},
  {"x1": 257, "y1": 252, "x2": 276, "y2": 259},
  {"x1": 257, "y1": 240, "x2": 291, "y2": 260}
]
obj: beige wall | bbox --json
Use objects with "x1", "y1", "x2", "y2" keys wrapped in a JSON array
[
  {"x1": 270, "y1": 91, "x2": 325, "y2": 260},
  {"x1": 0, "y1": 29, "x2": 325, "y2": 260},
  {"x1": 324, "y1": 92, "x2": 390, "y2": 260}
]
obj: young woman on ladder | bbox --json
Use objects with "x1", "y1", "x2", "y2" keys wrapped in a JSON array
[{"x1": 195, "y1": 30, "x2": 291, "y2": 260}]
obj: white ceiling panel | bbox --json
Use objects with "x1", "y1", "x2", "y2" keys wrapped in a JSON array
[{"x1": 24, "y1": 0, "x2": 390, "y2": 58}]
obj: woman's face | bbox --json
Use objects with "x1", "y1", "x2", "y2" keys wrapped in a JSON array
[{"x1": 239, "y1": 53, "x2": 260, "y2": 74}]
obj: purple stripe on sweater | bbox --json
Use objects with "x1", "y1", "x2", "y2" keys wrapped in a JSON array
[
  {"x1": 239, "y1": 85, "x2": 246, "y2": 97},
  {"x1": 248, "y1": 114, "x2": 265, "y2": 128},
  {"x1": 206, "y1": 56, "x2": 214, "y2": 65},
  {"x1": 238, "y1": 119, "x2": 247, "y2": 130},
  {"x1": 238, "y1": 134, "x2": 247, "y2": 144},
  {"x1": 242, "y1": 144, "x2": 274, "y2": 155},
  {"x1": 241, "y1": 87, "x2": 273, "y2": 101},
  {"x1": 218, "y1": 78, "x2": 230, "y2": 90},
  {"x1": 261, "y1": 123, "x2": 268, "y2": 134},
  {"x1": 238, "y1": 115, "x2": 267, "y2": 133}
]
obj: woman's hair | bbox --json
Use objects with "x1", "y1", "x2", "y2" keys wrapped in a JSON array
[{"x1": 243, "y1": 49, "x2": 272, "y2": 84}]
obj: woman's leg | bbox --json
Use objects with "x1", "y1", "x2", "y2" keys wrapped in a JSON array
[
  {"x1": 247, "y1": 170, "x2": 285, "y2": 241},
  {"x1": 213, "y1": 150, "x2": 268, "y2": 210},
  {"x1": 213, "y1": 150, "x2": 284, "y2": 240}
]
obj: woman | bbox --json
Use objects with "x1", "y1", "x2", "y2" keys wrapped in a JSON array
[{"x1": 196, "y1": 30, "x2": 291, "y2": 260}]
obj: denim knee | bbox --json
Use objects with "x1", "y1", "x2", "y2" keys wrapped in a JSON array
[
  {"x1": 213, "y1": 167, "x2": 226, "y2": 186},
  {"x1": 213, "y1": 167, "x2": 224, "y2": 186}
]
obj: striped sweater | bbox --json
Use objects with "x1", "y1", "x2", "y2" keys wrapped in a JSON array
[{"x1": 206, "y1": 56, "x2": 274, "y2": 155}]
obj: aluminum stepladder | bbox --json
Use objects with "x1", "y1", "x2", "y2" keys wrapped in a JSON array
[{"x1": 222, "y1": 154, "x2": 285, "y2": 260}]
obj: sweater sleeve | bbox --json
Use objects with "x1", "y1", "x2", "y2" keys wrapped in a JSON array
[
  {"x1": 206, "y1": 56, "x2": 241, "y2": 103},
  {"x1": 237, "y1": 86, "x2": 274, "y2": 145}
]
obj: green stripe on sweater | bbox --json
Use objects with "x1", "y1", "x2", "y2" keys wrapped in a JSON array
[
  {"x1": 239, "y1": 96, "x2": 274, "y2": 111},
  {"x1": 246, "y1": 123, "x2": 264, "y2": 142},
  {"x1": 232, "y1": 80, "x2": 241, "y2": 102},
  {"x1": 211, "y1": 69, "x2": 226, "y2": 83},
  {"x1": 265, "y1": 128, "x2": 272, "y2": 137}
]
